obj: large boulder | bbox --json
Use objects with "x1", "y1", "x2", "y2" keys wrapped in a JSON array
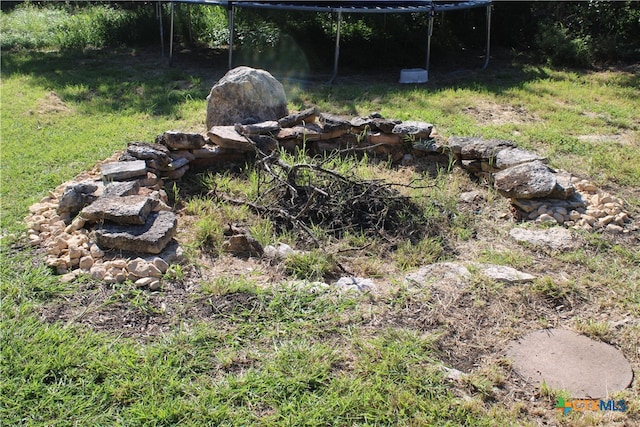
[
  {"x1": 493, "y1": 160, "x2": 557, "y2": 199},
  {"x1": 205, "y1": 66, "x2": 288, "y2": 130}
]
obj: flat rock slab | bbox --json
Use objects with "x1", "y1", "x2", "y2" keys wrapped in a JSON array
[
  {"x1": 82, "y1": 195, "x2": 154, "y2": 225},
  {"x1": 278, "y1": 107, "x2": 318, "y2": 128},
  {"x1": 506, "y1": 329, "x2": 633, "y2": 398},
  {"x1": 392, "y1": 121, "x2": 433, "y2": 139},
  {"x1": 448, "y1": 136, "x2": 515, "y2": 159},
  {"x1": 319, "y1": 113, "x2": 351, "y2": 132},
  {"x1": 57, "y1": 181, "x2": 98, "y2": 216},
  {"x1": 405, "y1": 262, "x2": 471, "y2": 288},
  {"x1": 102, "y1": 160, "x2": 147, "y2": 182},
  {"x1": 510, "y1": 227, "x2": 579, "y2": 251},
  {"x1": 157, "y1": 131, "x2": 205, "y2": 150},
  {"x1": 494, "y1": 160, "x2": 557, "y2": 199},
  {"x1": 334, "y1": 276, "x2": 375, "y2": 293},
  {"x1": 126, "y1": 142, "x2": 171, "y2": 168},
  {"x1": 459, "y1": 190, "x2": 485, "y2": 204},
  {"x1": 475, "y1": 264, "x2": 536, "y2": 284},
  {"x1": 495, "y1": 147, "x2": 546, "y2": 170},
  {"x1": 550, "y1": 171, "x2": 576, "y2": 199},
  {"x1": 406, "y1": 262, "x2": 535, "y2": 287},
  {"x1": 94, "y1": 211, "x2": 177, "y2": 254},
  {"x1": 235, "y1": 121, "x2": 280, "y2": 136},
  {"x1": 275, "y1": 124, "x2": 324, "y2": 142},
  {"x1": 103, "y1": 181, "x2": 140, "y2": 198},
  {"x1": 207, "y1": 126, "x2": 255, "y2": 152}
]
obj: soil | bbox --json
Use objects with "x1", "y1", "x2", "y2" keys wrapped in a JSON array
[{"x1": 463, "y1": 99, "x2": 537, "y2": 125}]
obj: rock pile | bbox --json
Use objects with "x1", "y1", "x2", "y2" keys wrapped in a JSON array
[
  {"x1": 25, "y1": 103, "x2": 435, "y2": 286},
  {"x1": 25, "y1": 165, "x2": 182, "y2": 286},
  {"x1": 447, "y1": 137, "x2": 632, "y2": 233},
  {"x1": 24, "y1": 66, "x2": 634, "y2": 286}
]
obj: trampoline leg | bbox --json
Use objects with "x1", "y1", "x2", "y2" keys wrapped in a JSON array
[
  {"x1": 228, "y1": 5, "x2": 235, "y2": 70},
  {"x1": 327, "y1": 10, "x2": 342, "y2": 84},
  {"x1": 425, "y1": 9, "x2": 434, "y2": 73},
  {"x1": 481, "y1": 4, "x2": 491, "y2": 70},
  {"x1": 158, "y1": 1, "x2": 164, "y2": 57},
  {"x1": 169, "y1": 1, "x2": 175, "y2": 66}
]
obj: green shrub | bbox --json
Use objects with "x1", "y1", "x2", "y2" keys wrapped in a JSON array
[
  {"x1": 0, "y1": 4, "x2": 67, "y2": 49},
  {"x1": 0, "y1": 3, "x2": 157, "y2": 51},
  {"x1": 535, "y1": 22, "x2": 591, "y2": 68},
  {"x1": 172, "y1": 3, "x2": 229, "y2": 48}
]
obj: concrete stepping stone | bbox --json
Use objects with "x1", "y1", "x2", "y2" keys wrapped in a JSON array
[{"x1": 506, "y1": 329, "x2": 633, "y2": 398}]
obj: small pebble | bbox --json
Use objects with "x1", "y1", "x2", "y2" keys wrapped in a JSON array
[{"x1": 606, "y1": 224, "x2": 623, "y2": 234}]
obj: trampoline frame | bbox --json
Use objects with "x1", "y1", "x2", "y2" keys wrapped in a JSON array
[{"x1": 163, "y1": 0, "x2": 492, "y2": 83}]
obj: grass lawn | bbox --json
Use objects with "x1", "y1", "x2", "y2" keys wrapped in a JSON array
[{"x1": 1, "y1": 46, "x2": 639, "y2": 426}]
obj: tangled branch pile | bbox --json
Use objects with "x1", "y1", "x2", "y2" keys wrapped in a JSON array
[{"x1": 213, "y1": 151, "x2": 441, "y2": 248}]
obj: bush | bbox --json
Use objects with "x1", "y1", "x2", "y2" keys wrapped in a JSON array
[
  {"x1": 499, "y1": 1, "x2": 640, "y2": 66},
  {"x1": 535, "y1": 22, "x2": 591, "y2": 68},
  {"x1": 0, "y1": 4, "x2": 67, "y2": 49},
  {"x1": 0, "y1": 3, "x2": 158, "y2": 51},
  {"x1": 171, "y1": 3, "x2": 229, "y2": 48}
]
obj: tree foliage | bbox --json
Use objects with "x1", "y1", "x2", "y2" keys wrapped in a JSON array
[{"x1": 494, "y1": 1, "x2": 640, "y2": 65}]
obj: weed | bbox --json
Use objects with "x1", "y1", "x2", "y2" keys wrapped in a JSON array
[
  {"x1": 284, "y1": 250, "x2": 337, "y2": 281},
  {"x1": 531, "y1": 276, "x2": 581, "y2": 305},
  {"x1": 193, "y1": 214, "x2": 224, "y2": 253},
  {"x1": 540, "y1": 381, "x2": 571, "y2": 404},
  {"x1": 248, "y1": 219, "x2": 275, "y2": 247},
  {"x1": 574, "y1": 318, "x2": 611, "y2": 341},
  {"x1": 164, "y1": 264, "x2": 185, "y2": 282},
  {"x1": 479, "y1": 248, "x2": 533, "y2": 270},
  {"x1": 201, "y1": 275, "x2": 259, "y2": 296},
  {"x1": 184, "y1": 196, "x2": 211, "y2": 216},
  {"x1": 392, "y1": 237, "x2": 445, "y2": 271},
  {"x1": 168, "y1": 182, "x2": 181, "y2": 207},
  {"x1": 106, "y1": 282, "x2": 161, "y2": 315},
  {"x1": 462, "y1": 370, "x2": 500, "y2": 400}
]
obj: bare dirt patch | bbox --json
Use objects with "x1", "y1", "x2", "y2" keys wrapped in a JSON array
[
  {"x1": 35, "y1": 91, "x2": 72, "y2": 115},
  {"x1": 463, "y1": 100, "x2": 537, "y2": 125},
  {"x1": 577, "y1": 132, "x2": 639, "y2": 147}
]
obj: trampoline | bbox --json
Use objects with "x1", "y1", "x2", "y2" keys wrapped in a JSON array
[{"x1": 163, "y1": 0, "x2": 492, "y2": 82}]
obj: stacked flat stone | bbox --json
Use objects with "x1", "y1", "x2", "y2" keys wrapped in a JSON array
[
  {"x1": 447, "y1": 137, "x2": 632, "y2": 233},
  {"x1": 25, "y1": 161, "x2": 181, "y2": 286}
]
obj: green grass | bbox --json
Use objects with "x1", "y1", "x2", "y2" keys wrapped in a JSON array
[{"x1": 2, "y1": 27, "x2": 640, "y2": 426}]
